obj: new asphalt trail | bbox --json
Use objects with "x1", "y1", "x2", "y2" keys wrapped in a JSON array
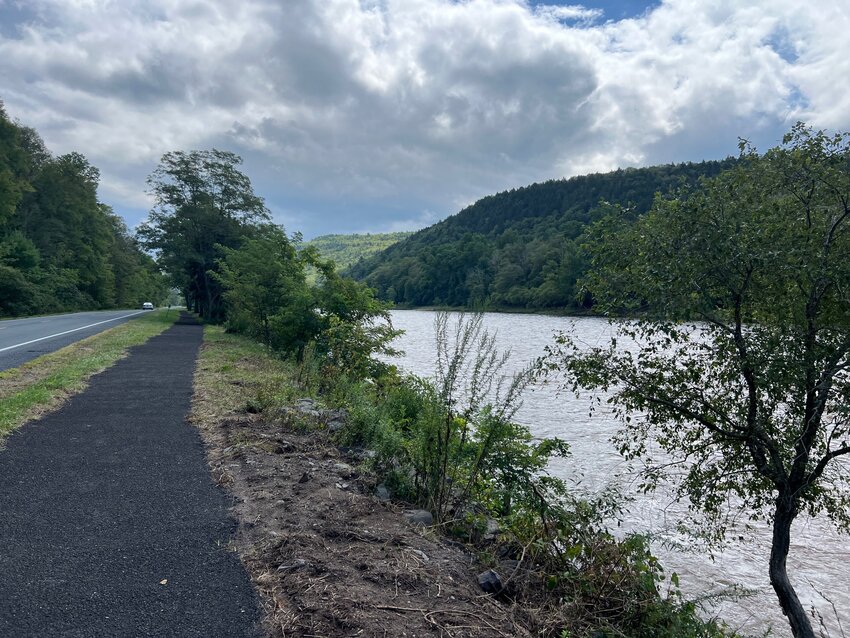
[{"x1": 0, "y1": 314, "x2": 263, "y2": 637}]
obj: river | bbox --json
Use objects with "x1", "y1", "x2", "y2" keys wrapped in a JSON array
[{"x1": 385, "y1": 309, "x2": 848, "y2": 638}]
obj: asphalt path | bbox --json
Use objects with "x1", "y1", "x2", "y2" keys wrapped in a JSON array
[
  {"x1": 0, "y1": 309, "x2": 151, "y2": 371},
  {"x1": 0, "y1": 313, "x2": 262, "y2": 637}
]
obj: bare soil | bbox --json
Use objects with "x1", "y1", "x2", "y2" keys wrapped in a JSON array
[{"x1": 197, "y1": 409, "x2": 533, "y2": 638}]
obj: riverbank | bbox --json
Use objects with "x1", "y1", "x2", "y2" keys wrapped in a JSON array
[
  {"x1": 388, "y1": 303, "x2": 595, "y2": 317},
  {"x1": 191, "y1": 324, "x2": 736, "y2": 637},
  {"x1": 192, "y1": 326, "x2": 533, "y2": 637}
]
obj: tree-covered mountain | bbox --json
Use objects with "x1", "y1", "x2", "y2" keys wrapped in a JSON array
[
  {"x1": 307, "y1": 232, "x2": 413, "y2": 271},
  {"x1": 0, "y1": 101, "x2": 167, "y2": 317},
  {"x1": 347, "y1": 160, "x2": 737, "y2": 311}
]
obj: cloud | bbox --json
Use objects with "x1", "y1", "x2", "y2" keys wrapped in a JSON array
[
  {"x1": 0, "y1": 0, "x2": 847, "y2": 237},
  {"x1": 534, "y1": 4, "x2": 603, "y2": 24}
]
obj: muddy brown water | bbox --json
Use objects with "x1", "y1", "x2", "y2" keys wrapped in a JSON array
[{"x1": 384, "y1": 309, "x2": 849, "y2": 638}]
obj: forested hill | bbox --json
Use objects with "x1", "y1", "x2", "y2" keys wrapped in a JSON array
[
  {"x1": 347, "y1": 159, "x2": 736, "y2": 310},
  {"x1": 307, "y1": 232, "x2": 413, "y2": 272},
  {"x1": 0, "y1": 101, "x2": 167, "y2": 317}
]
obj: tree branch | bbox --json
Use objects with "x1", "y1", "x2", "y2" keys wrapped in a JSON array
[{"x1": 806, "y1": 445, "x2": 850, "y2": 487}]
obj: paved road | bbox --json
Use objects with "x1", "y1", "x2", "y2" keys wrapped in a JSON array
[
  {"x1": 0, "y1": 309, "x2": 149, "y2": 371},
  {"x1": 0, "y1": 313, "x2": 262, "y2": 637}
]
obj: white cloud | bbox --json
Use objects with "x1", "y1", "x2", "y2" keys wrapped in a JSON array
[
  {"x1": 534, "y1": 4, "x2": 604, "y2": 24},
  {"x1": 0, "y1": 0, "x2": 848, "y2": 237}
]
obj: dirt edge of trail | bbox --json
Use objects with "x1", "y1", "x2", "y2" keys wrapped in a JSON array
[{"x1": 191, "y1": 403, "x2": 534, "y2": 638}]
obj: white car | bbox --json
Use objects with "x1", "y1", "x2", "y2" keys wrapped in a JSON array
[{"x1": 142, "y1": 302, "x2": 154, "y2": 310}]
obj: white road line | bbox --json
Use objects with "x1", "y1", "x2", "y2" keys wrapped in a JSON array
[{"x1": 0, "y1": 311, "x2": 147, "y2": 353}]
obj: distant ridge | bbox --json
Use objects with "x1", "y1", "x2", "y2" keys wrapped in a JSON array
[
  {"x1": 307, "y1": 232, "x2": 413, "y2": 272},
  {"x1": 348, "y1": 159, "x2": 736, "y2": 311}
]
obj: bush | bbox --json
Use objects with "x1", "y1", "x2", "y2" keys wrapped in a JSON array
[{"x1": 217, "y1": 225, "x2": 400, "y2": 384}]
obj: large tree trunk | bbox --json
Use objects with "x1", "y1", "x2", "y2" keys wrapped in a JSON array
[
  {"x1": 769, "y1": 494, "x2": 814, "y2": 638},
  {"x1": 197, "y1": 269, "x2": 213, "y2": 320}
]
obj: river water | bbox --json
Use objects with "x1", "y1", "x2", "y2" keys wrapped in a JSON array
[{"x1": 385, "y1": 309, "x2": 848, "y2": 637}]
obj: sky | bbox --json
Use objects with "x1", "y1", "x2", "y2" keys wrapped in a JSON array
[{"x1": 1, "y1": 0, "x2": 848, "y2": 239}]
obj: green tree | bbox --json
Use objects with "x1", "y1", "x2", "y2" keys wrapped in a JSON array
[
  {"x1": 215, "y1": 224, "x2": 307, "y2": 348},
  {"x1": 138, "y1": 149, "x2": 269, "y2": 320},
  {"x1": 0, "y1": 108, "x2": 26, "y2": 226},
  {"x1": 23, "y1": 152, "x2": 116, "y2": 307},
  {"x1": 309, "y1": 255, "x2": 400, "y2": 380},
  {"x1": 545, "y1": 125, "x2": 850, "y2": 638},
  {"x1": 0, "y1": 100, "x2": 163, "y2": 317},
  {"x1": 105, "y1": 211, "x2": 168, "y2": 307},
  {"x1": 216, "y1": 227, "x2": 399, "y2": 381}
]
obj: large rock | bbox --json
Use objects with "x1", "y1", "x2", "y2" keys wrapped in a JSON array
[
  {"x1": 403, "y1": 509, "x2": 433, "y2": 527},
  {"x1": 477, "y1": 569, "x2": 503, "y2": 594}
]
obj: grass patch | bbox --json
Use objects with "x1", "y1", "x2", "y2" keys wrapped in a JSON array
[
  {"x1": 191, "y1": 325, "x2": 302, "y2": 431},
  {"x1": 0, "y1": 309, "x2": 179, "y2": 442}
]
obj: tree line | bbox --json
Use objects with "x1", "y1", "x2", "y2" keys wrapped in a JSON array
[
  {"x1": 348, "y1": 159, "x2": 737, "y2": 310},
  {"x1": 139, "y1": 149, "x2": 398, "y2": 377},
  {"x1": 0, "y1": 101, "x2": 167, "y2": 316}
]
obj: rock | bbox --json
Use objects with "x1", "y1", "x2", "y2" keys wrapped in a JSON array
[
  {"x1": 482, "y1": 518, "x2": 500, "y2": 542},
  {"x1": 403, "y1": 509, "x2": 433, "y2": 527},
  {"x1": 375, "y1": 484, "x2": 390, "y2": 501},
  {"x1": 477, "y1": 569, "x2": 503, "y2": 594},
  {"x1": 275, "y1": 438, "x2": 294, "y2": 451},
  {"x1": 327, "y1": 419, "x2": 345, "y2": 433},
  {"x1": 297, "y1": 471, "x2": 310, "y2": 484},
  {"x1": 333, "y1": 462, "x2": 355, "y2": 478},
  {"x1": 294, "y1": 398, "x2": 321, "y2": 418}
]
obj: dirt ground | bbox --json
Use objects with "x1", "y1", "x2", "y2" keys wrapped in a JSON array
[{"x1": 195, "y1": 405, "x2": 533, "y2": 638}]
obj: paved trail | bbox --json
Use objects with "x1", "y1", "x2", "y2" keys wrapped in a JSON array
[{"x1": 0, "y1": 314, "x2": 262, "y2": 637}]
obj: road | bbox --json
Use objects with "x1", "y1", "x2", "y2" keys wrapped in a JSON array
[{"x1": 0, "y1": 309, "x2": 148, "y2": 371}]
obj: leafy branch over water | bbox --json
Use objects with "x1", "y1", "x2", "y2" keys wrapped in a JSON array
[{"x1": 545, "y1": 123, "x2": 850, "y2": 638}]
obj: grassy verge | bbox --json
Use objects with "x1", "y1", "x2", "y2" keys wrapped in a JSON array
[
  {"x1": 192, "y1": 325, "x2": 302, "y2": 429},
  {"x1": 0, "y1": 309, "x2": 179, "y2": 442}
]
